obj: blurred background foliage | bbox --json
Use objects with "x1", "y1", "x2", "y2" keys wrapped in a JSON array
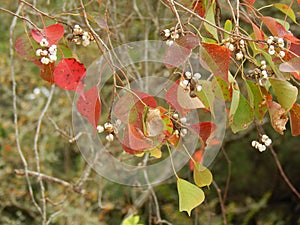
[{"x1": 0, "y1": 0, "x2": 300, "y2": 224}]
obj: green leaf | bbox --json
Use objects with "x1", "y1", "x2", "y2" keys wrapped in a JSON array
[
  {"x1": 193, "y1": 164, "x2": 213, "y2": 187},
  {"x1": 196, "y1": 80, "x2": 215, "y2": 116},
  {"x1": 269, "y1": 78, "x2": 298, "y2": 111},
  {"x1": 223, "y1": 19, "x2": 232, "y2": 39},
  {"x1": 204, "y1": 2, "x2": 218, "y2": 41},
  {"x1": 121, "y1": 214, "x2": 144, "y2": 225},
  {"x1": 245, "y1": 80, "x2": 267, "y2": 121},
  {"x1": 177, "y1": 178, "x2": 205, "y2": 216},
  {"x1": 273, "y1": 3, "x2": 296, "y2": 24},
  {"x1": 212, "y1": 76, "x2": 232, "y2": 101},
  {"x1": 229, "y1": 88, "x2": 254, "y2": 133}
]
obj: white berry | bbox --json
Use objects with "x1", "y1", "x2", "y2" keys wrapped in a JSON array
[
  {"x1": 180, "y1": 79, "x2": 189, "y2": 88},
  {"x1": 40, "y1": 38, "x2": 49, "y2": 47},
  {"x1": 180, "y1": 117, "x2": 187, "y2": 123},
  {"x1": 172, "y1": 113, "x2": 179, "y2": 119},
  {"x1": 163, "y1": 29, "x2": 170, "y2": 37},
  {"x1": 268, "y1": 48, "x2": 275, "y2": 55},
  {"x1": 228, "y1": 43, "x2": 235, "y2": 51},
  {"x1": 166, "y1": 40, "x2": 174, "y2": 46},
  {"x1": 97, "y1": 125, "x2": 104, "y2": 133},
  {"x1": 192, "y1": 73, "x2": 200, "y2": 81},
  {"x1": 41, "y1": 57, "x2": 50, "y2": 65},
  {"x1": 185, "y1": 71, "x2": 192, "y2": 79},
  {"x1": 235, "y1": 51, "x2": 243, "y2": 60},
  {"x1": 36, "y1": 49, "x2": 42, "y2": 56},
  {"x1": 264, "y1": 138, "x2": 272, "y2": 147},
  {"x1": 82, "y1": 39, "x2": 90, "y2": 47},
  {"x1": 279, "y1": 51, "x2": 285, "y2": 58},
  {"x1": 106, "y1": 133, "x2": 114, "y2": 142},
  {"x1": 49, "y1": 54, "x2": 57, "y2": 62},
  {"x1": 196, "y1": 84, "x2": 202, "y2": 92}
]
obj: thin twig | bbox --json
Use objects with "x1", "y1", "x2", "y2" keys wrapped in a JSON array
[
  {"x1": 0, "y1": 6, "x2": 41, "y2": 31},
  {"x1": 33, "y1": 84, "x2": 55, "y2": 224},
  {"x1": 15, "y1": 169, "x2": 85, "y2": 194},
  {"x1": 9, "y1": 2, "x2": 43, "y2": 217},
  {"x1": 269, "y1": 146, "x2": 300, "y2": 199},
  {"x1": 212, "y1": 181, "x2": 227, "y2": 225},
  {"x1": 221, "y1": 147, "x2": 231, "y2": 203}
]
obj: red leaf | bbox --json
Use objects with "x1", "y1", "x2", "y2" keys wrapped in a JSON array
[
  {"x1": 31, "y1": 24, "x2": 64, "y2": 45},
  {"x1": 261, "y1": 16, "x2": 300, "y2": 43},
  {"x1": 122, "y1": 125, "x2": 153, "y2": 155},
  {"x1": 188, "y1": 122, "x2": 217, "y2": 147},
  {"x1": 163, "y1": 43, "x2": 191, "y2": 69},
  {"x1": 176, "y1": 34, "x2": 200, "y2": 50},
  {"x1": 54, "y1": 58, "x2": 86, "y2": 92},
  {"x1": 189, "y1": 149, "x2": 204, "y2": 171},
  {"x1": 251, "y1": 22, "x2": 265, "y2": 48},
  {"x1": 200, "y1": 43, "x2": 231, "y2": 84},
  {"x1": 289, "y1": 43, "x2": 300, "y2": 57},
  {"x1": 15, "y1": 35, "x2": 38, "y2": 61},
  {"x1": 245, "y1": 0, "x2": 256, "y2": 5},
  {"x1": 192, "y1": 0, "x2": 205, "y2": 17},
  {"x1": 290, "y1": 103, "x2": 300, "y2": 136},
  {"x1": 114, "y1": 90, "x2": 157, "y2": 125},
  {"x1": 279, "y1": 57, "x2": 300, "y2": 73},
  {"x1": 76, "y1": 86, "x2": 101, "y2": 131},
  {"x1": 39, "y1": 63, "x2": 55, "y2": 83},
  {"x1": 165, "y1": 80, "x2": 191, "y2": 116}
]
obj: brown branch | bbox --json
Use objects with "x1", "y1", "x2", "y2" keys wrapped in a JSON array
[
  {"x1": 212, "y1": 181, "x2": 227, "y2": 225},
  {"x1": 269, "y1": 146, "x2": 300, "y2": 199},
  {"x1": 221, "y1": 147, "x2": 231, "y2": 203},
  {"x1": 15, "y1": 169, "x2": 85, "y2": 194},
  {"x1": 0, "y1": 6, "x2": 41, "y2": 32}
]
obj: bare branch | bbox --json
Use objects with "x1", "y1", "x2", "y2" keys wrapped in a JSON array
[
  {"x1": 9, "y1": 2, "x2": 43, "y2": 217},
  {"x1": 15, "y1": 169, "x2": 85, "y2": 194}
]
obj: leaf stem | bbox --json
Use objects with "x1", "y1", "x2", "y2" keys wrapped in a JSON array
[{"x1": 166, "y1": 143, "x2": 179, "y2": 179}]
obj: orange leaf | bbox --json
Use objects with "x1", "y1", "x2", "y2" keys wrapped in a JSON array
[{"x1": 290, "y1": 103, "x2": 300, "y2": 136}]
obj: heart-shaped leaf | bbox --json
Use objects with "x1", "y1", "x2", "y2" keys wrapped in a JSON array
[
  {"x1": 200, "y1": 43, "x2": 231, "y2": 83},
  {"x1": 54, "y1": 58, "x2": 86, "y2": 93},
  {"x1": 289, "y1": 103, "x2": 300, "y2": 136},
  {"x1": 76, "y1": 86, "x2": 101, "y2": 131},
  {"x1": 269, "y1": 78, "x2": 298, "y2": 111},
  {"x1": 31, "y1": 24, "x2": 64, "y2": 45},
  {"x1": 177, "y1": 178, "x2": 205, "y2": 216},
  {"x1": 193, "y1": 164, "x2": 213, "y2": 187}
]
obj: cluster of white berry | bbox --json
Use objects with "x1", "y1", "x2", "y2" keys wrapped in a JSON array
[
  {"x1": 251, "y1": 134, "x2": 272, "y2": 152},
  {"x1": 35, "y1": 38, "x2": 57, "y2": 65},
  {"x1": 179, "y1": 71, "x2": 202, "y2": 98},
  {"x1": 161, "y1": 27, "x2": 182, "y2": 46},
  {"x1": 247, "y1": 60, "x2": 271, "y2": 86},
  {"x1": 222, "y1": 37, "x2": 246, "y2": 60},
  {"x1": 67, "y1": 24, "x2": 94, "y2": 47},
  {"x1": 97, "y1": 120, "x2": 121, "y2": 142},
  {"x1": 171, "y1": 113, "x2": 188, "y2": 137},
  {"x1": 266, "y1": 36, "x2": 285, "y2": 58}
]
